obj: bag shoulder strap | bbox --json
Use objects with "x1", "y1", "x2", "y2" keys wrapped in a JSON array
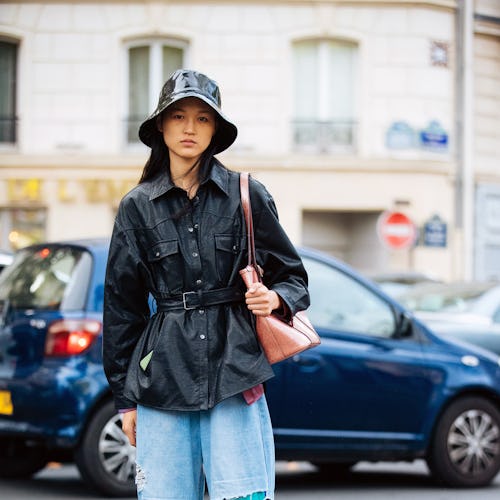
[{"x1": 240, "y1": 173, "x2": 260, "y2": 277}]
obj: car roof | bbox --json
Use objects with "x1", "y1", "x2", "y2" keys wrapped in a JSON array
[
  {"x1": 0, "y1": 250, "x2": 13, "y2": 266},
  {"x1": 23, "y1": 238, "x2": 110, "y2": 253}
]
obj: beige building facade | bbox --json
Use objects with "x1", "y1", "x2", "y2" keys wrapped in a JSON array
[{"x1": 0, "y1": 0, "x2": 498, "y2": 281}]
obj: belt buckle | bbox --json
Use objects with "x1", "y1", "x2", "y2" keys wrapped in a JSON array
[{"x1": 182, "y1": 291, "x2": 197, "y2": 310}]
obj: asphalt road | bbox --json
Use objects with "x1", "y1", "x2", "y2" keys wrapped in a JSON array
[{"x1": 0, "y1": 461, "x2": 499, "y2": 499}]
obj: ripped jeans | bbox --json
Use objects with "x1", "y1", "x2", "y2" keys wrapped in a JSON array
[{"x1": 135, "y1": 394, "x2": 275, "y2": 500}]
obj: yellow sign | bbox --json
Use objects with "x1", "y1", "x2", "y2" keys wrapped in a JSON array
[
  {"x1": 7, "y1": 179, "x2": 42, "y2": 203},
  {"x1": 4, "y1": 179, "x2": 137, "y2": 205},
  {"x1": 0, "y1": 390, "x2": 13, "y2": 415}
]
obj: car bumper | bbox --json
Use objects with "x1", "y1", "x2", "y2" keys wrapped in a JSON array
[{"x1": 0, "y1": 358, "x2": 109, "y2": 448}]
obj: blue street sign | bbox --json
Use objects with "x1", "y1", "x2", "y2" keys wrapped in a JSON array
[{"x1": 423, "y1": 215, "x2": 447, "y2": 247}]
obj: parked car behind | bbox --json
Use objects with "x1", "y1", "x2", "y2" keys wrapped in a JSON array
[
  {"x1": 0, "y1": 250, "x2": 13, "y2": 274},
  {"x1": 398, "y1": 280, "x2": 500, "y2": 358},
  {"x1": 1, "y1": 240, "x2": 500, "y2": 496},
  {"x1": 370, "y1": 271, "x2": 441, "y2": 298}
]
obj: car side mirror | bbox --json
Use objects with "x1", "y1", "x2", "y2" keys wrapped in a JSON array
[{"x1": 395, "y1": 311, "x2": 413, "y2": 338}]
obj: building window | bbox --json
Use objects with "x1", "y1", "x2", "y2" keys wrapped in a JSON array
[
  {"x1": 126, "y1": 40, "x2": 186, "y2": 143},
  {"x1": 293, "y1": 39, "x2": 358, "y2": 153},
  {"x1": 0, "y1": 40, "x2": 18, "y2": 144},
  {"x1": 0, "y1": 208, "x2": 46, "y2": 251}
]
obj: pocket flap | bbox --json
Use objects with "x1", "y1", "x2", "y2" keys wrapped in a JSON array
[
  {"x1": 215, "y1": 234, "x2": 238, "y2": 253},
  {"x1": 148, "y1": 240, "x2": 179, "y2": 261}
]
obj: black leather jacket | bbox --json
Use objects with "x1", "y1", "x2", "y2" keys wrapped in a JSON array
[{"x1": 103, "y1": 159, "x2": 310, "y2": 411}]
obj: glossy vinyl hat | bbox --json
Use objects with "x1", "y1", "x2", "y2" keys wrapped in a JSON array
[{"x1": 138, "y1": 69, "x2": 238, "y2": 154}]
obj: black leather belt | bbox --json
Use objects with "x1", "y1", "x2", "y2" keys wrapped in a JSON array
[{"x1": 156, "y1": 286, "x2": 244, "y2": 311}]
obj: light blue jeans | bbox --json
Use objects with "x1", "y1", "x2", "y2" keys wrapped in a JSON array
[{"x1": 135, "y1": 394, "x2": 275, "y2": 500}]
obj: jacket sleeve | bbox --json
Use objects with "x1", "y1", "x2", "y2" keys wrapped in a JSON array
[
  {"x1": 249, "y1": 178, "x2": 310, "y2": 317},
  {"x1": 103, "y1": 212, "x2": 150, "y2": 411}
]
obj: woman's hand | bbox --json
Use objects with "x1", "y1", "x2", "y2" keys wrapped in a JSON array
[
  {"x1": 121, "y1": 409, "x2": 137, "y2": 447},
  {"x1": 245, "y1": 283, "x2": 281, "y2": 316}
]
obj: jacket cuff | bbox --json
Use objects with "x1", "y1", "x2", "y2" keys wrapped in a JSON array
[
  {"x1": 270, "y1": 285, "x2": 295, "y2": 321},
  {"x1": 114, "y1": 395, "x2": 137, "y2": 412},
  {"x1": 118, "y1": 407, "x2": 137, "y2": 414}
]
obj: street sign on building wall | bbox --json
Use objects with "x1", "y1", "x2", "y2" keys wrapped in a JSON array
[{"x1": 423, "y1": 214, "x2": 447, "y2": 247}]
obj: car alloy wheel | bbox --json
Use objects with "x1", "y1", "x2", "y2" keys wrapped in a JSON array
[
  {"x1": 75, "y1": 400, "x2": 136, "y2": 497},
  {"x1": 98, "y1": 412, "x2": 136, "y2": 483},
  {"x1": 447, "y1": 408, "x2": 500, "y2": 477},
  {"x1": 427, "y1": 396, "x2": 500, "y2": 487}
]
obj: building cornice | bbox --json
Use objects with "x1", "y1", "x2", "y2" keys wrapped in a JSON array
[
  {"x1": 2, "y1": 0, "x2": 458, "y2": 9},
  {"x1": 0, "y1": 152, "x2": 454, "y2": 177}
]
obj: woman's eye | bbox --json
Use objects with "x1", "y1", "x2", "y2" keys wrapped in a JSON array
[
  {"x1": 172, "y1": 114, "x2": 183, "y2": 120},
  {"x1": 199, "y1": 116, "x2": 209, "y2": 123}
]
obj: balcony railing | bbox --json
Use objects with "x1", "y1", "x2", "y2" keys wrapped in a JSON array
[
  {"x1": 293, "y1": 120, "x2": 357, "y2": 154},
  {"x1": 0, "y1": 116, "x2": 17, "y2": 143},
  {"x1": 125, "y1": 116, "x2": 144, "y2": 144}
]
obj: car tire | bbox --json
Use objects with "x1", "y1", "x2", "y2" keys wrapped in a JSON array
[
  {"x1": 0, "y1": 438, "x2": 47, "y2": 478},
  {"x1": 312, "y1": 461, "x2": 356, "y2": 476},
  {"x1": 75, "y1": 400, "x2": 136, "y2": 497},
  {"x1": 427, "y1": 396, "x2": 500, "y2": 487}
]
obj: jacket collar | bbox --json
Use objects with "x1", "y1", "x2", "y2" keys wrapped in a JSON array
[{"x1": 148, "y1": 158, "x2": 229, "y2": 201}]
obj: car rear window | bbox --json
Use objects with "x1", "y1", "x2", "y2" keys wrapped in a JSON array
[{"x1": 0, "y1": 246, "x2": 92, "y2": 311}]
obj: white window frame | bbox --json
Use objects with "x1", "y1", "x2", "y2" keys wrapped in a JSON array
[
  {"x1": 292, "y1": 38, "x2": 358, "y2": 154},
  {"x1": 123, "y1": 37, "x2": 189, "y2": 148}
]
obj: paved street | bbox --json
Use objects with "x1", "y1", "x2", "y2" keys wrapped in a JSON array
[{"x1": 0, "y1": 461, "x2": 499, "y2": 500}]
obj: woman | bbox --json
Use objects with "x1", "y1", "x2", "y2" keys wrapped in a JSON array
[{"x1": 103, "y1": 69, "x2": 310, "y2": 500}]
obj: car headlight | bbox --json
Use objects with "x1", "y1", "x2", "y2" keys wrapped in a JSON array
[{"x1": 461, "y1": 355, "x2": 479, "y2": 367}]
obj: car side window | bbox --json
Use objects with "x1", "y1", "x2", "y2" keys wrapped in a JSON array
[
  {"x1": 303, "y1": 256, "x2": 396, "y2": 338},
  {"x1": 493, "y1": 307, "x2": 500, "y2": 324}
]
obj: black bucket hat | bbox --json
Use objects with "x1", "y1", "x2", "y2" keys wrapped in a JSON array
[{"x1": 138, "y1": 69, "x2": 238, "y2": 154}]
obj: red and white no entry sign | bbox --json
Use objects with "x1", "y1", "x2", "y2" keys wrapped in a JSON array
[{"x1": 377, "y1": 211, "x2": 417, "y2": 249}]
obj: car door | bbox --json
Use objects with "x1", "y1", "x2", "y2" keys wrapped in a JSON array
[{"x1": 266, "y1": 254, "x2": 435, "y2": 453}]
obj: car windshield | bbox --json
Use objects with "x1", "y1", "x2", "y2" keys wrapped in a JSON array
[
  {"x1": 0, "y1": 246, "x2": 92, "y2": 311},
  {"x1": 399, "y1": 282, "x2": 497, "y2": 314}
]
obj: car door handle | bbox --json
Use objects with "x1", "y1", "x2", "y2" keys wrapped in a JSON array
[{"x1": 292, "y1": 354, "x2": 322, "y2": 372}]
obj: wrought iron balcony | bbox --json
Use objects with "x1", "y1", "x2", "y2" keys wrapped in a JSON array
[
  {"x1": 293, "y1": 120, "x2": 357, "y2": 154},
  {"x1": 0, "y1": 116, "x2": 17, "y2": 143},
  {"x1": 125, "y1": 116, "x2": 144, "y2": 143}
]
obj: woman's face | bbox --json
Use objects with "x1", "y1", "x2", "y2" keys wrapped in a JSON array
[{"x1": 160, "y1": 97, "x2": 217, "y2": 166}]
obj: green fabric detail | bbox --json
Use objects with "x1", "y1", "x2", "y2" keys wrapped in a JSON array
[
  {"x1": 140, "y1": 350, "x2": 153, "y2": 371},
  {"x1": 230, "y1": 492, "x2": 266, "y2": 500}
]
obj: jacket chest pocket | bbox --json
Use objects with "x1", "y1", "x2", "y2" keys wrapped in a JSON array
[
  {"x1": 214, "y1": 234, "x2": 243, "y2": 285},
  {"x1": 147, "y1": 240, "x2": 183, "y2": 294}
]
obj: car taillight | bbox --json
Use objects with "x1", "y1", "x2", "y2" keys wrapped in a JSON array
[{"x1": 45, "y1": 319, "x2": 102, "y2": 356}]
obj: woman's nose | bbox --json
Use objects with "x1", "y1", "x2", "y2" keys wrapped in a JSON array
[{"x1": 184, "y1": 118, "x2": 195, "y2": 133}]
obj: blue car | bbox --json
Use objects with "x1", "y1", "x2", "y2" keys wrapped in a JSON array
[{"x1": 1, "y1": 239, "x2": 500, "y2": 496}]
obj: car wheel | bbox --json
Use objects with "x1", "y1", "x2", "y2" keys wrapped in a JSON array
[
  {"x1": 427, "y1": 396, "x2": 500, "y2": 487},
  {"x1": 0, "y1": 438, "x2": 48, "y2": 478},
  {"x1": 75, "y1": 400, "x2": 136, "y2": 497}
]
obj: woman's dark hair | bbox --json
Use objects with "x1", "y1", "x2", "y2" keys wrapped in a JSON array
[{"x1": 138, "y1": 132, "x2": 170, "y2": 184}]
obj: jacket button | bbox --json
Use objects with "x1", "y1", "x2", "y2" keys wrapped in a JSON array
[
  {"x1": 188, "y1": 227, "x2": 194, "y2": 232},
  {"x1": 194, "y1": 223, "x2": 199, "y2": 229},
  {"x1": 155, "y1": 251, "x2": 160, "y2": 257},
  {"x1": 196, "y1": 279, "x2": 202, "y2": 285},
  {"x1": 199, "y1": 309, "x2": 205, "y2": 315},
  {"x1": 192, "y1": 252, "x2": 198, "y2": 257},
  {"x1": 200, "y1": 334, "x2": 206, "y2": 339}
]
